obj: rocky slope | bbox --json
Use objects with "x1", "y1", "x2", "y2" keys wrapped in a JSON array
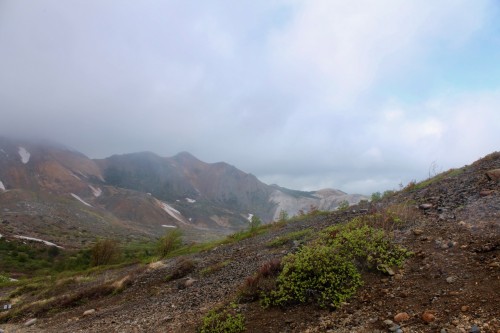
[
  {"x1": 1, "y1": 152, "x2": 498, "y2": 332},
  {"x1": 0, "y1": 137, "x2": 364, "y2": 246}
]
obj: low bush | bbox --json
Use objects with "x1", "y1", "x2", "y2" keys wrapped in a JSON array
[
  {"x1": 165, "y1": 257, "x2": 196, "y2": 281},
  {"x1": 199, "y1": 306, "x2": 245, "y2": 333},
  {"x1": 261, "y1": 217, "x2": 411, "y2": 309},
  {"x1": 239, "y1": 259, "x2": 281, "y2": 302},
  {"x1": 90, "y1": 239, "x2": 121, "y2": 266},
  {"x1": 262, "y1": 245, "x2": 362, "y2": 308},
  {"x1": 158, "y1": 229, "x2": 183, "y2": 257}
]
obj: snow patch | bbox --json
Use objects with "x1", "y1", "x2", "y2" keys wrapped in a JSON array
[
  {"x1": 70, "y1": 193, "x2": 93, "y2": 207},
  {"x1": 70, "y1": 172, "x2": 81, "y2": 180},
  {"x1": 88, "y1": 185, "x2": 102, "y2": 197},
  {"x1": 155, "y1": 199, "x2": 184, "y2": 223},
  {"x1": 161, "y1": 225, "x2": 177, "y2": 228},
  {"x1": 186, "y1": 198, "x2": 196, "y2": 203},
  {"x1": 0, "y1": 180, "x2": 5, "y2": 191},
  {"x1": 247, "y1": 213, "x2": 254, "y2": 222},
  {"x1": 15, "y1": 235, "x2": 64, "y2": 248},
  {"x1": 18, "y1": 147, "x2": 30, "y2": 164}
]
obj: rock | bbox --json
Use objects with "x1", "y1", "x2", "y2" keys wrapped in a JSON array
[
  {"x1": 485, "y1": 169, "x2": 500, "y2": 181},
  {"x1": 184, "y1": 277, "x2": 196, "y2": 288},
  {"x1": 24, "y1": 318, "x2": 37, "y2": 326},
  {"x1": 389, "y1": 324, "x2": 401, "y2": 332},
  {"x1": 461, "y1": 305, "x2": 469, "y2": 312},
  {"x1": 83, "y1": 309, "x2": 96, "y2": 316},
  {"x1": 422, "y1": 311, "x2": 435, "y2": 323},
  {"x1": 469, "y1": 324, "x2": 480, "y2": 333},
  {"x1": 0, "y1": 329, "x2": 4, "y2": 333},
  {"x1": 394, "y1": 312, "x2": 410, "y2": 322},
  {"x1": 446, "y1": 276, "x2": 458, "y2": 283},
  {"x1": 479, "y1": 189, "x2": 495, "y2": 197},
  {"x1": 413, "y1": 228, "x2": 424, "y2": 236},
  {"x1": 441, "y1": 329, "x2": 448, "y2": 333},
  {"x1": 419, "y1": 203, "x2": 433, "y2": 210},
  {"x1": 383, "y1": 319, "x2": 394, "y2": 326}
]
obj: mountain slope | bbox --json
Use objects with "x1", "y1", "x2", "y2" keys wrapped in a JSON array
[
  {"x1": 0, "y1": 137, "x2": 365, "y2": 247},
  {"x1": 1, "y1": 152, "x2": 498, "y2": 332}
]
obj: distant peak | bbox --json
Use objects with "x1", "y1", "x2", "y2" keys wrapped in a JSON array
[{"x1": 173, "y1": 151, "x2": 199, "y2": 161}]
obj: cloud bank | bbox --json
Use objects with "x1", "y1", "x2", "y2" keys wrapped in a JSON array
[{"x1": 1, "y1": 0, "x2": 499, "y2": 194}]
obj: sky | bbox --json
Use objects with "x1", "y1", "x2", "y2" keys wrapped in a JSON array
[{"x1": 1, "y1": 0, "x2": 499, "y2": 195}]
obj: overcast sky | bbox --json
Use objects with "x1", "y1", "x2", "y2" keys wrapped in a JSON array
[{"x1": 1, "y1": 1, "x2": 499, "y2": 194}]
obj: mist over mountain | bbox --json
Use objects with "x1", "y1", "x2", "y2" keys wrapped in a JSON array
[{"x1": 0, "y1": 137, "x2": 365, "y2": 247}]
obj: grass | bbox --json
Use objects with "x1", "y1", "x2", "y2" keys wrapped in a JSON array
[
  {"x1": 266, "y1": 229, "x2": 313, "y2": 247},
  {"x1": 406, "y1": 168, "x2": 465, "y2": 191}
]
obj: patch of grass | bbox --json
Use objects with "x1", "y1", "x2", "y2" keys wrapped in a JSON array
[
  {"x1": 266, "y1": 229, "x2": 313, "y2": 248},
  {"x1": 200, "y1": 260, "x2": 232, "y2": 276},
  {"x1": 408, "y1": 168, "x2": 465, "y2": 191}
]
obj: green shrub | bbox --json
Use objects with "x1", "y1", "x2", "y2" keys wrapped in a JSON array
[
  {"x1": 157, "y1": 229, "x2": 183, "y2": 257},
  {"x1": 263, "y1": 245, "x2": 362, "y2": 308},
  {"x1": 199, "y1": 307, "x2": 245, "y2": 333},
  {"x1": 320, "y1": 218, "x2": 411, "y2": 272},
  {"x1": 261, "y1": 217, "x2": 411, "y2": 309},
  {"x1": 90, "y1": 239, "x2": 121, "y2": 266},
  {"x1": 249, "y1": 215, "x2": 262, "y2": 231}
]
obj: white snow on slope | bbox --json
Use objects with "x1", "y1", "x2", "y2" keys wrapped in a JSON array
[
  {"x1": 88, "y1": 185, "x2": 102, "y2": 197},
  {"x1": 161, "y1": 225, "x2": 177, "y2": 228},
  {"x1": 15, "y1": 235, "x2": 64, "y2": 248},
  {"x1": 186, "y1": 198, "x2": 196, "y2": 203},
  {"x1": 18, "y1": 147, "x2": 30, "y2": 164},
  {"x1": 70, "y1": 193, "x2": 93, "y2": 207},
  {"x1": 155, "y1": 199, "x2": 184, "y2": 223},
  {"x1": 0, "y1": 180, "x2": 5, "y2": 191}
]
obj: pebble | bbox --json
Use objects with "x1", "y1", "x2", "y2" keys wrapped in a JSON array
[
  {"x1": 83, "y1": 309, "x2": 96, "y2": 316},
  {"x1": 446, "y1": 276, "x2": 458, "y2": 283},
  {"x1": 469, "y1": 325, "x2": 480, "y2": 333},
  {"x1": 413, "y1": 228, "x2": 424, "y2": 236},
  {"x1": 383, "y1": 319, "x2": 394, "y2": 326},
  {"x1": 0, "y1": 329, "x2": 4, "y2": 333},
  {"x1": 422, "y1": 311, "x2": 436, "y2": 323},
  {"x1": 441, "y1": 329, "x2": 448, "y2": 333},
  {"x1": 389, "y1": 324, "x2": 401, "y2": 332},
  {"x1": 24, "y1": 318, "x2": 37, "y2": 327},
  {"x1": 394, "y1": 312, "x2": 410, "y2": 322},
  {"x1": 461, "y1": 305, "x2": 469, "y2": 312}
]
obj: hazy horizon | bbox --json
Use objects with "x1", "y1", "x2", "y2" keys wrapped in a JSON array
[{"x1": 1, "y1": 1, "x2": 499, "y2": 194}]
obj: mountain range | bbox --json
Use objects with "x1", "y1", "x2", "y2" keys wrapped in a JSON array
[{"x1": 0, "y1": 137, "x2": 365, "y2": 247}]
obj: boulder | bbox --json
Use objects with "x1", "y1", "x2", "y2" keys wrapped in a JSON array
[{"x1": 485, "y1": 169, "x2": 500, "y2": 181}]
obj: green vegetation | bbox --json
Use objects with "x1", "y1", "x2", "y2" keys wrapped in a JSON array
[
  {"x1": 249, "y1": 215, "x2": 262, "y2": 231},
  {"x1": 91, "y1": 239, "x2": 121, "y2": 266},
  {"x1": 404, "y1": 168, "x2": 465, "y2": 192},
  {"x1": 337, "y1": 200, "x2": 350, "y2": 211},
  {"x1": 157, "y1": 229, "x2": 183, "y2": 257},
  {"x1": 200, "y1": 260, "x2": 232, "y2": 276},
  {"x1": 260, "y1": 217, "x2": 411, "y2": 309},
  {"x1": 199, "y1": 306, "x2": 245, "y2": 333},
  {"x1": 266, "y1": 229, "x2": 312, "y2": 248}
]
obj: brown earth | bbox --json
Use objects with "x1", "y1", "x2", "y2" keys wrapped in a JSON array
[{"x1": 1, "y1": 153, "x2": 499, "y2": 333}]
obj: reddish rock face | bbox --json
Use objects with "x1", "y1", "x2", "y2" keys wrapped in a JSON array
[{"x1": 486, "y1": 169, "x2": 500, "y2": 181}]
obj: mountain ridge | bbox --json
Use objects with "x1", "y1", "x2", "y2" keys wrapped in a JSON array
[{"x1": 0, "y1": 137, "x2": 365, "y2": 246}]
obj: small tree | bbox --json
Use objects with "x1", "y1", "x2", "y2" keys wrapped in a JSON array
[
  {"x1": 158, "y1": 229, "x2": 183, "y2": 257},
  {"x1": 337, "y1": 200, "x2": 349, "y2": 211},
  {"x1": 371, "y1": 192, "x2": 382, "y2": 202},
  {"x1": 249, "y1": 215, "x2": 262, "y2": 231},
  {"x1": 277, "y1": 209, "x2": 289, "y2": 223},
  {"x1": 91, "y1": 239, "x2": 120, "y2": 266}
]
